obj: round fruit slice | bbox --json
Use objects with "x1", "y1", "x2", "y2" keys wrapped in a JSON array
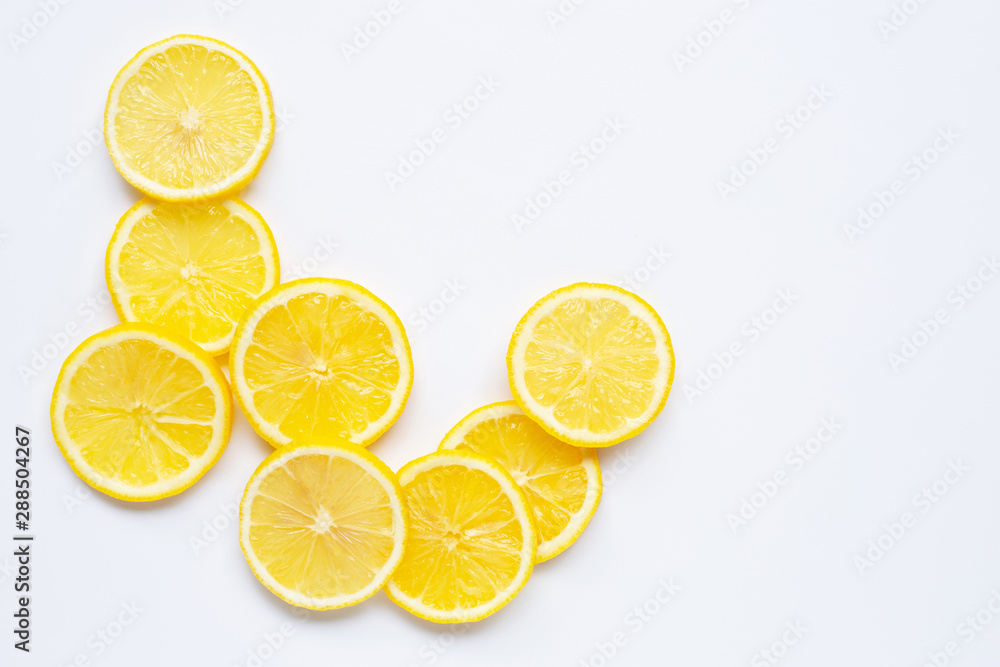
[
  {"x1": 240, "y1": 438, "x2": 407, "y2": 610},
  {"x1": 230, "y1": 278, "x2": 413, "y2": 448},
  {"x1": 105, "y1": 34, "x2": 274, "y2": 201},
  {"x1": 439, "y1": 401, "x2": 601, "y2": 562},
  {"x1": 106, "y1": 198, "x2": 279, "y2": 356},
  {"x1": 50, "y1": 323, "x2": 232, "y2": 501},
  {"x1": 385, "y1": 451, "x2": 537, "y2": 623},
  {"x1": 507, "y1": 283, "x2": 674, "y2": 447}
]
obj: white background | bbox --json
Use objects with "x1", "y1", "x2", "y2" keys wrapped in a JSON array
[{"x1": 2, "y1": 0, "x2": 1000, "y2": 665}]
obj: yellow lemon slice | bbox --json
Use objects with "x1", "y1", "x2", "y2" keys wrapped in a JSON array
[
  {"x1": 106, "y1": 198, "x2": 279, "y2": 356},
  {"x1": 239, "y1": 438, "x2": 407, "y2": 610},
  {"x1": 385, "y1": 451, "x2": 537, "y2": 623},
  {"x1": 439, "y1": 401, "x2": 601, "y2": 562},
  {"x1": 229, "y1": 278, "x2": 413, "y2": 448},
  {"x1": 507, "y1": 283, "x2": 674, "y2": 447},
  {"x1": 50, "y1": 323, "x2": 232, "y2": 501},
  {"x1": 104, "y1": 34, "x2": 274, "y2": 201}
]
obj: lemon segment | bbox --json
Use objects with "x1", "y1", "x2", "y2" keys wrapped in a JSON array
[
  {"x1": 106, "y1": 198, "x2": 279, "y2": 356},
  {"x1": 104, "y1": 34, "x2": 274, "y2": 201},
  {"x1": 385, "y1": 451, "x2": 537, "y2": 623},
  {"x1": 239, "y1": 439, "x2": 407, "y2": 610},
  {"x1": 50, "y1": 324, "x2": 232, "y2": 501},
  {"x1": 229, "y1": 278, "x2": 413, "y2": 448},
  {"x1": 439, "y1": 401, "x2": 601, "y2": 562},
  {"x1": 507, "y1": 283, "x2": 674, "y2": 447}
]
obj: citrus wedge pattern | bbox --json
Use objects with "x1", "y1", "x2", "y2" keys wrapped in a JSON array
[
  {"x1": 240, "y1": 439, "x2": 407, "y2": 610},
  {"x1": 439, "y1": 401, "x2": 601, "y2": 562},
  {"x1": 106, "y1": 198, "x2": 279, "y2": 356},
  {"x1": 507, "y1": 283, "x2": 674, "y2": 447},
  {"x1": 386, "y1": 451, "x2": 537, "y2": 623},
  {"x1": 105, "y1": 34, "x2": 274, "y2": 201},
  {"x1": 50, "y1": 323, "x2": 232, "y2": 501},
  {"x1": 230, "y1": 278, "x2": 413, "y2": 448}
]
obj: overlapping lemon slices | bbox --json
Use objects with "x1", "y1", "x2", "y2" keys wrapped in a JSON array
[
  {"x1": 439, "y1": 401, "x2": 601, "y2": 562},
  {"x1": 385, "y1": 451, "x2": 537, "y2": 622},
  {"x1": 106, "y1": 198, "x2": 279, "y2": 355},
  {"x1": 51, "y1": 30, "x2": 679, "y2": 627}
]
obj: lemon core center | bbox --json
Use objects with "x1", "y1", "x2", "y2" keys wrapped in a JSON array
[
  {"x1": 311, "y1": 508, "x2": 335, "y2": 534},
  {"x1": 177, "y1": 107, "x2": 203, "y2": 135}
]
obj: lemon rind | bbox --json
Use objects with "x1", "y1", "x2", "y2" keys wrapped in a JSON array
[
  {"x1": 104, "y1": 34, "x2": 275, "y2": 202},
  {"x1": 49, "y1": 323, "x2": 233, "y2": 502},
  {"x1": 239, "y1": 439, "x2": 408, "y2": 610},
  {"x1": 385, "y1": 450, "x2": 537, "y2": 623},
  {"x1": 438, "y1": 401, "x2": 602, "y2": 562},
  {"x1": 105, "y1": 197, "x2": 280, "y2": 356},
  {"x1": 229, "y1": 278, "x2": 414, "y2": 448},
  {"x1": 507, "y1": 282, "x2": 675, "y2": 448}
]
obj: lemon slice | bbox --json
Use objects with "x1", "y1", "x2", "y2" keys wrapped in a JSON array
[
  {"x1": 50, "y1": 323, "x2": 232, "y2": 501},
  {"x1": 106, "y1": 198, "x2": 279, "y2": 356},
  {"x1": 439, "y1": 401, "x2": 601, "y2": 562},
  {"x1": 507, "y1": 283, "x2": 674, "y2": 447},
  {"x1": 104, "y1": 34, "x2": 274, "y2": 201},
  {"x1": 239, "y1": 438, "x2": 407, "y2": 610},
  {"x1": 229, "y1": 278, "x2": 413, "y2": 448},
  {"x1": 385, "y1": 451, "x2": 537, "y2": 623}
]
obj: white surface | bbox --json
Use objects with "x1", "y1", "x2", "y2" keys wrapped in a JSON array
[{"x1": 2, "y1": 0, "x2": 999, "y2": 665}]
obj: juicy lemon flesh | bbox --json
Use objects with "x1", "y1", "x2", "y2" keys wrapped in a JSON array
[
  {"x1": 247, "y1": 454, "x2": 397, "y2": 599},
  {"x1": 63, "y1": 339, "x2": 215, "y2": 487},
  {"x1": 524, "y1": 297, "x2": 659, "y2": 434},
  {"x1": 451, "y1": 413, "x2": 588, "y2": 546},
  {"x1": 113, "y1": 44, "x2": 264, "y2": 189},
  {"x1": 243, "y1": 293, "x2": 401, "y2": 443},
  {"x1": 117, "y1": 203, "x2": 269, "y2": 348},
  {"x1": 393, "y1": 466, "x2": 525, "y2": 611}
]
